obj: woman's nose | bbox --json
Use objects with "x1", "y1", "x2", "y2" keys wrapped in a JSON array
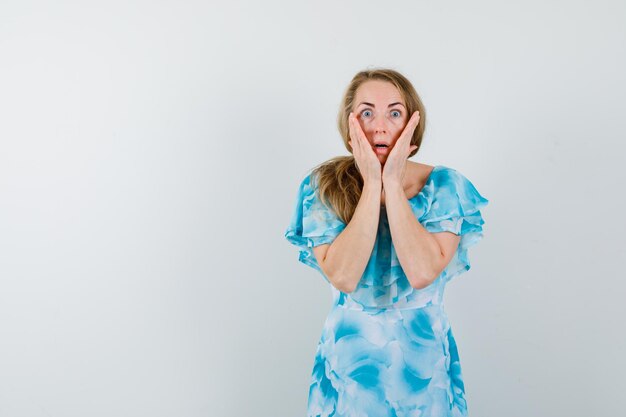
[{"x1": 373, "y1": 116, "x2": 387, "y2": 133}]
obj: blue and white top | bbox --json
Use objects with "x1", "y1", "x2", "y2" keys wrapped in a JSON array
[{"x1": 285, "y1": 165, "x2": 489, "y2": 311}]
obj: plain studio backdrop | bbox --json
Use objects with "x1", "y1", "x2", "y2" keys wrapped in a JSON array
[{"x1": 1, "y1": 1, "x2": 625, "y2": 416}]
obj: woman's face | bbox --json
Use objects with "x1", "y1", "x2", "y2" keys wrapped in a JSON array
[{"x1": 352, "y1": 80, "x2": 408, "y2": 162}]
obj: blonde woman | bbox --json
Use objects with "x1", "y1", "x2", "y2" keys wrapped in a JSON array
[{"x1": 285, "y1": 68, "x2": 489, "y2": 416}]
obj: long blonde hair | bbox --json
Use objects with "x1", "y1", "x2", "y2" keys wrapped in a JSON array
[{"x1": 310, "y1": 68, "x2": 427, "y2": 224}]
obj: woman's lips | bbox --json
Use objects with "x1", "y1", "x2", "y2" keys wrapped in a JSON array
[{"x1": 373, "y1": 146, "x2": 389, "y2": 154}]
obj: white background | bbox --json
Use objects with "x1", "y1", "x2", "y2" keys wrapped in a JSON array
[{"x1": 1, "y1": 1, "x2": 625, "y2": 416}]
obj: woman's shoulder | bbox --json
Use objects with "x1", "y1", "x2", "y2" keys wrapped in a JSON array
[
  {"x1": 427, "y1": 164, "x2": 489, "y2": 208},
  {"x1": 411, "y1": 162, "x2": 466, "y2": 181},
  {"x1": 422, "y1": 163, "x2": 471, "y2": 186},
  {"x1": 408, "y1": 162, "x2": 445, "y2": 197},
  {"x1": 410, "y1": 163, "x2": 487, "y2": 205},
  {"x1": 409, "y1": 161, "x2": 435, "y2": 181}
]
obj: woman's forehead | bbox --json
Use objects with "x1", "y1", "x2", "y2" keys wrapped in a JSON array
[{"x1": 355, "y1": 80, "x2": 403, "y2": 104}]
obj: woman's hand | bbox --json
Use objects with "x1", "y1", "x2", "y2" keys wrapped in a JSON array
[
  {"x1": 381, "y1": 111, "x2": 420, "y2": 189},
  {"x1": 348, "y1": 112, "x2": 382, "y2": 185}
]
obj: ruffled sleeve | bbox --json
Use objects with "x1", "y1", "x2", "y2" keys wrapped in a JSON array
[
  {"x1": 284, "y1": 173, "x2": 347, "y2": 282},
  {"x1": 421, "y1": 168, "x2": 489, "y2": 283}
]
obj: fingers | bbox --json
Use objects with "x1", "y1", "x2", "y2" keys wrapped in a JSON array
[
  {"x1": 350, "y1": 112, "x2": 365, "y2": 145},
  {"x1": 400, "y1": 111, "x2": 420, "y2": 143},
  {"x1": 349, "y1": 112, "x2": 383, "y2": 181},
  {"x1": 349, "y1": 113, "x2": 367, "y2": 175},
  {"x1": 385, "y1": 112, "x2": 419, "y2": 161},
  {"x1": 349, "y1": 113, "x2": 363, "y2": 161},
  {"x1": 408, "y1": 110, "x2": 420, "y2": 126},
  {"x1": 348, "y1": 112, "x2": 356, "y2": 144},
  {"x1": 349, "y1": 111, "x2": 384, "y2": 165},
  {"x1": 391, "y1": 111, "x2": 420, "y2": 157},
  {"x1": 352, "y1": 114, "x2": 373, "y2": 153},
  {"x1": 349, "y1": 112, "x2": 368, "y2": 156}
]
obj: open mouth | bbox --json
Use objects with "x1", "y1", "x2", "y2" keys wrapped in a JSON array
[{"x1": 373, "y1": 144, "x2": 390, "y2": 154}]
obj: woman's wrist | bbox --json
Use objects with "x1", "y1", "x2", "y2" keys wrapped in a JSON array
[
  {"x1": 363, "y1": 178, "x2": 382, "y2": 190},
  {"x1": 382, "y1": 181, "x2": 404, "y2": 197}
]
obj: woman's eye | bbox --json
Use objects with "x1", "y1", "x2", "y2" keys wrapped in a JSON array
[
  {"x1": 391, "y1": 110, "x2": 401, "y2": 118},
  {"x1": 361, "y1": 110, "x2": 372, "y2": 118}
]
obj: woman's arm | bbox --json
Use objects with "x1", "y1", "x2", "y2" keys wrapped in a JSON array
[
  {"x1": 383, "y1": 182, "x2": 460, "y2": 289},
  {"x1": 312, "y1": 181, "x2": 382, "y2": 293}
]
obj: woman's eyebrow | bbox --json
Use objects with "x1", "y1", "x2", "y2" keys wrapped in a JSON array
[{"x1": 357, "y1": 101, "x2": 405, "y2": 108}]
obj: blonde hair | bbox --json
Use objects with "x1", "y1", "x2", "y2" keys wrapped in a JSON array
[{"x1": 310, "y1": 68, "x2": 427, "y2": 224}]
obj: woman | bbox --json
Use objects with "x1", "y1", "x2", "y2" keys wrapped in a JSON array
[{"x1": 285, "y1": 68, "x2": 489, "y2": 417}]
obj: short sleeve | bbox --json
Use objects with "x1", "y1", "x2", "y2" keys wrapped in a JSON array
[
  {"x1": 421, "y1": 168, "x2": 489, "y2": 282},
  {"x1": 284, "y1": 173, "x2": 347, "y2": 281}
]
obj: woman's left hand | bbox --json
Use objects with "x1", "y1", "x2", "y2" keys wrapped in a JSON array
[{"x1": 382, "y1": 110, "x2": 420, "y2": 189}]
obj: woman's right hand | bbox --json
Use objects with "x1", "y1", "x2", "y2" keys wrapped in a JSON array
[{"x1": 348, "y1": 112, "x2": 382, "y2": 185}]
